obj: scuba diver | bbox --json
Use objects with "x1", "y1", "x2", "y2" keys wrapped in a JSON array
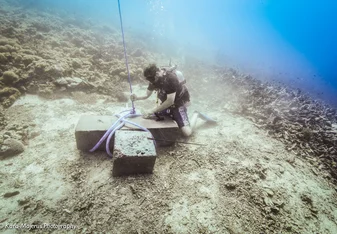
[{"x1": 130, "y1": 63, "x2": 216, "y2": 137}]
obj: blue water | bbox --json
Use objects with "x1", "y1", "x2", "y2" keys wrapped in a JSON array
[{"x1": 19, "y1": 0, "x2": 337, "y2": 106}]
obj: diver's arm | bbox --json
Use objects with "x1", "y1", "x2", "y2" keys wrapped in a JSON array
[
  {"x1": 132, "y1": 89, "x2": 153, "y2": 101},
  {"x1": 151, "y1": 92, "x2": 175, "y2": 113}
]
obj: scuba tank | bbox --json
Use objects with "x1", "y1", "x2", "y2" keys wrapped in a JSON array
[
  {"x1": 160, "y1": 59, "x2": 186, "y2": 85},
  {"x1": 175, "y1": 70, "x2": 186, "y2": 85}
]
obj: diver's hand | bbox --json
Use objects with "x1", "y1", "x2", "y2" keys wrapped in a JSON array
[
  {"x1": 130, "y1": 94, "x2": 138, "y2": 101},
  {"x1": 141, "y1": 108, "x2": 153, "y2": 119}
]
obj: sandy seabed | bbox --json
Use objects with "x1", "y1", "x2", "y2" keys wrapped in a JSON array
[{"x1": 0, "y1": 91, "x2": 336, "y2": 234}]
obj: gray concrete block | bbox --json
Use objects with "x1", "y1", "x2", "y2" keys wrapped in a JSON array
[
  {"x1": 75, "y1": 115, "x2": 118, "y2": 151},
  {"x1": 75, "y1": 115, "x2": 179, "y2": 151},
  {"x1": 112, "y1": 130, "x2": 157, "y2": 176}
]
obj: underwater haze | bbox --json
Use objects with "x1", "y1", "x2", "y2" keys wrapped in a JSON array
[
  {"x1": 2, "y1": 1, "x2": 337, "y2": 232},
  {"x1": 15, "y1": 0, "x2": 337, "y2": 106}
]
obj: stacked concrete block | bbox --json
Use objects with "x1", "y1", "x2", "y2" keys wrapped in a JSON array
[
  {"x1": 75, "y1": 115, "x2": 179, "y2": 151},
  {"x1": 112, "y1": 130, "x2": 157, "y2": 176},
  {"x1": 75, "y1": 115, "x2": 180, "y2": 176}
]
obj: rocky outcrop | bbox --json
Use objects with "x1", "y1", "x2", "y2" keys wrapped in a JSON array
[
  {"x1": 0, "y1": 138, "x2": 25, "y2": 158},
  {"x1": 54, "y1": 77, "x2": 93, "y2": 90}
]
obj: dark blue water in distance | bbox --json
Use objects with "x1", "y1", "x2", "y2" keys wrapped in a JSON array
[{"x1": 21, "y1": 0, "x2": 337, "y2": 107}]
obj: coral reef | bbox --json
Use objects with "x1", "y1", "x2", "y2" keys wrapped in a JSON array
[
  {"x1": 0, "y1": 105, "x2": 6, "y2": 131},
  {"x1": 0, "y1": 2, "x2": 159, "y2": 110},
  {"x1": 212, "y1": 67, "x2": 337, "y2": 184},
  {"x1": 0, "y1": 53, "x2": 8, "y2": 63},
  {"x1": 0, "y1": 86, "x2": 21, "y2": 107},
  {"x1": 1, "y1": 70, "x2": 20, "y2": 85}
]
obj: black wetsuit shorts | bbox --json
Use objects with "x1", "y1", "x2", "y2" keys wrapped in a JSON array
[{"x1": 157, "y1": 106, "x2": 190, "y2": 128}]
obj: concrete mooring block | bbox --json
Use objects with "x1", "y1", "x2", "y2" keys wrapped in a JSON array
[
  {"x1": 112, "y1": 130, "x2": 157, "y2": 176},
  {"x1": 75, "y1": 115, "x2": 179, "y2": 151},
  {"x1": 75, "y1": 115, "x2": 117, "y2": 151}
]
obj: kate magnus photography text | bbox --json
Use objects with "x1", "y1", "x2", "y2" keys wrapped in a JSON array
[{"x1": 1, "y1": 223, "x2": 77, "y2": 230}]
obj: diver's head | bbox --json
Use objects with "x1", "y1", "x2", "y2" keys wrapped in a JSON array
[{"x1": 143, "y1": 64, "x2": 160, "y2": 83}]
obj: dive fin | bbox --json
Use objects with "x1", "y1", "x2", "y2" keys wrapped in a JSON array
[{"x1": 195, "y1": 111, "x2": 217, "y2": 124}]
